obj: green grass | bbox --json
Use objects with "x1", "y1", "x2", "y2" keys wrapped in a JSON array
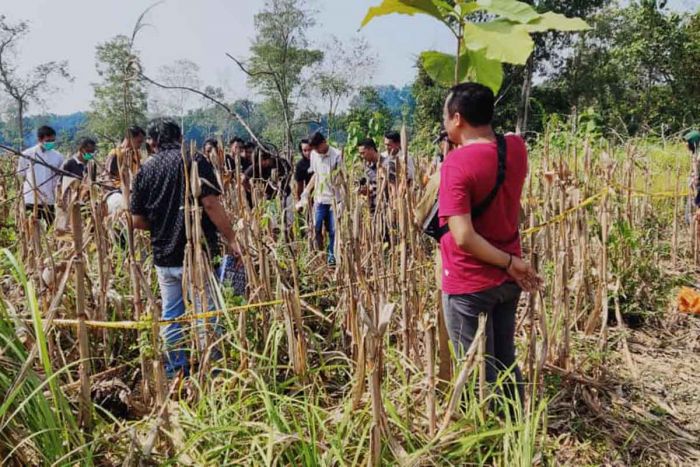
[{"x1": 0, "y1": 249, "x2": 91, "y2": 465}]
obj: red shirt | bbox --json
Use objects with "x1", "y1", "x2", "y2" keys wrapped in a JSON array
[{"x1": 438, "y1": 134, "x2": 528, "y2": 295}]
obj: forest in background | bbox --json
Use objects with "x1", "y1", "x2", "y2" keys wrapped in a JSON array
[{"x1": 0, "y1": 0, "x2": 698, "y2": 157}]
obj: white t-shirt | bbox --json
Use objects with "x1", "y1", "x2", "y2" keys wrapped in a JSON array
[
  {"x1": 17, "y1": 144, "x2": 64, "y2": 205},
  {"x1": 310, "y1": 146, "x2": 343, "y2": 204}
]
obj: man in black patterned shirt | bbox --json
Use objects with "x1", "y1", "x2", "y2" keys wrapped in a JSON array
[{"x1": 130, "y1": 118, "x2": 240, "y2": 377}]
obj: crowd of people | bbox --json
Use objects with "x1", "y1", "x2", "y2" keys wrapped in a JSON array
[{"x1": 30, "y1": 82, "x2": 700, "y2": 404}]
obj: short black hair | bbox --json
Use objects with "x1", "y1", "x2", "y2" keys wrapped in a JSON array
[
  {"x1": 445, "y1": 82, "x2": 494, "y2": 126},
  {"x1": 384, "y1": 131, "x2": 400, "y2": 144},
  {"x1": 37, "y1": 126, "x2": 56, "y2": 140},
  {"x1": 309, "y1": 131, "x2": 326, "y2": 148},
  {"x1": 77, "y1": 137, "x2": 97, "y2": 151},
  {"x1": 229, "y1": 136, "x2": 244, "y2": 146},
  {"x1": 147, "y1": 118, "x2": 182, "y2": 146},
  {"x1": 204, "y1": 138, "x2": 218, "y2": 149},
  {"x1": 358, "y1": 138, "x2": 377, "y2": 151},
  {"x1": 298, "y1": 138, "x2": 310, "y2": 153},
  {"x1": 243, "y1": 141, "x2": 255, "y2": 150},
  {"x1": 128, "y1": 126, "x2": 146, "y2": 138}
]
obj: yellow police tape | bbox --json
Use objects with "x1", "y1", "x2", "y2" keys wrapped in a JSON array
[
  {"x1": 33, "y1": 264, "x2": 432, "y2": 331},
  {"x1": 521, "y1": 189, "x2": 606, "y2": 236},
  {"x1": 521, "y1": 185, "x2": 693, "y2": 236},
  {"x1": 23, "y1": 185, "x2": 696, "y2": 332}
]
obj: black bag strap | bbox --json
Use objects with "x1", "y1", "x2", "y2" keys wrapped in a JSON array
[
  {"x1": 426, "y1": 134, "x2": 508, "y2": 242},
  {"x1": 471, "y1": 133, "x2": 507, "y2": 220}
]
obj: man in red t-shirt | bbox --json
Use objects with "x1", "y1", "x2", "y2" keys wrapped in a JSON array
[{"x1": 438, "y1": 82, "x2": 540, "y2": 404}]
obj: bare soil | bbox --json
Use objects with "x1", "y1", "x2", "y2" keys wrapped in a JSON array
[{"x1": 549, "y1": 311, "x2": 700, "y2": 466}]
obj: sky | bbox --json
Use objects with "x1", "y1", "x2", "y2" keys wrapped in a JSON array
[
  {"x1": 3, "y1": 0, "x2": 457, "y2": 115},
  {"x1": 3, "y1": 0, "x2": 698, "y2": 116}
]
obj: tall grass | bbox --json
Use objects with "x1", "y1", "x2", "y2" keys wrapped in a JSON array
[
  {"x1": 0, "y1": 129, "x2": 695, "y2": 464},
  {"x1": 0, "y1": 249, "x2": 90, "y2": 465}
]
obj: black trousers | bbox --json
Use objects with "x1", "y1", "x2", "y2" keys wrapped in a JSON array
[
  {"x1": 442, "y1": 281, "x2": 524, "y2": 404},
  {"x1": 25, "y1": 204, "x2": 55, "y2": 224}
]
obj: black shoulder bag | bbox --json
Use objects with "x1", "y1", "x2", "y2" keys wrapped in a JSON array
[{"x1": 422, "y1": 134, "x2": 507, "y2": 242}]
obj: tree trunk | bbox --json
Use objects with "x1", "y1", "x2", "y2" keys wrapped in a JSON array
[
  {"x1": 283, "y1": 106, "x2": 293, "y2": 162},
  {"x1": 516, "y1": 57, "x2": 534, "y2": 135},
  {"x1": 17, "y1": 100, "x2": 24, "y2": 150}
]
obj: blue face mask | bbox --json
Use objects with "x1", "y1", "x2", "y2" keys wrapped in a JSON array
[
  {"x1": 83, "y1": 153, "x2": 94, "y2": 161},
  {"x1": 42, "y1": 141, "x2": 56, "y2": 151}
]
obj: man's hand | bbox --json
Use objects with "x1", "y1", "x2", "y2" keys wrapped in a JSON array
[
  {"x1": 506, "y1": 256, "x2": 542, "y2": 293},
  {"x1": 132, "y1": 214, "x2": 149, "y2": 230},
  {"x1": 202, "y1": 194, "x2": 240, "y2": 263},
  {"x1": 228, "y1": 239, "x2": 242, "y2": 264}
]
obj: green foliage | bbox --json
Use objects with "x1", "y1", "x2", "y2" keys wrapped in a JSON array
[
  {"x1": 246, "y1": 0, "x2": 323, "y2": 156},
  {"x1": 345, "y1": 117, "x2": 386, "y2": 163},
  {"x1": 0, "y1": 250, "x2": 88, "y2": 464},
  {"x1": 411, "y1": 59, "x2": 448, "y2": 152},
  {"x1": 86, "y1": 35, "x2": 148, "y2": 146},
  {"x1": 545, "y1": 2, "x2": 700, "y2": 135},
  {"x1": 343, "y1": 87, "x2": 395, "y2": 152},
  {"x1": 606, "y1": 215, "x2": 683, "y2": 324},
  {"x1": 463, "y1": 19, "x2": 535, "y2": 65},
  {"x1": 362, "y1": 0, "x2": 589, "y2": 92},
  {"x1": 0, "y1": 15, "x2": 72, "y2": 149}
]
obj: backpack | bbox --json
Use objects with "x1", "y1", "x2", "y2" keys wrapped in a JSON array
[{"x1": 416, "y1": 134, "x2": 508, "y2": 242}]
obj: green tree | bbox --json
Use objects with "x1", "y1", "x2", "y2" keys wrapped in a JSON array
[
  {"x1": 515, "y1": 0, "x2": 606, "y2": 132},
  {"x1": 544, "y1": 1, "x2": 698, "y2": 135},
  {"x1": 87, "y1": 35, "x2": 148, "y2": 146},
  {"x1": 343, "y1": 87, "x2": 394, "y2": 156},
  {"x1": 231, "y1": 0, "x2": 323, "y2": 159},
  {"x1": 411, "y1": 59, "x2": 448, "y2": 151},
  {"x1": 362, "y1": 0, "x2": 589, "y2": 94},
  {"x1": 151, "y1": 59, "x2": 201, "y2": 133},
  {"x1": 231, "y1": 99, "x2": 269, "y2": 140},
  {"x1": 346, "y1": 87, "x2": 394, "y2": 134},
  {"x1": 313, "y1": 35, "x2": 376, "y2": 138},
  {"x1": 0, "y1": 15, "x2": 71, "y2": 149}
]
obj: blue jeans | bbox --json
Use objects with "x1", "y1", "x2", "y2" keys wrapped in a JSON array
[
  {"x1": 314, "y1": 203, "x2": 335, "y2": 262},
  {"x1": 156, "y1": 266, "x2": 220, "y2": 378}
]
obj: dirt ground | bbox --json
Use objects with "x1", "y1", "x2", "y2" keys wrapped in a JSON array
[{"x1": 549, "y1": 311, "x2": 700, "y2": 466}]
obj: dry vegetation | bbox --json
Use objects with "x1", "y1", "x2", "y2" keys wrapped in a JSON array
[{"x1": 0, "y1": 126, "x2": 699, "y2": 466}]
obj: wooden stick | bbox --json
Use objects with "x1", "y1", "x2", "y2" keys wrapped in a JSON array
[{"x1": 71, "y1": 203, "x2": 92, "y2": 430}]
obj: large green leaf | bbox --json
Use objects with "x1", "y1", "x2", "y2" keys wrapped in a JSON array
[
  {"x1": 463, "y1": 19, "x2": 534, "y2": 65},
  {"x1": 420, "y1": 49, "x2": 504, "y2": 93},
  {"x1": 454, "y1": 1, "x2": 480, "y2": 19},
  {"x1": 524, "y1": 11, "x2": 591, "y2": 32},
  {"x1": 420, "y1": 51, "x2": 469, "y2": 86},
  {"x1": 466, "y1": 49, "x2": 504, "y2": 93},
  {"x1": 476, "y1": 0, "x2": 539, "y2": 23},
  {"x1": 361, "y1": 0, "x2": 445, "y2": 28}
]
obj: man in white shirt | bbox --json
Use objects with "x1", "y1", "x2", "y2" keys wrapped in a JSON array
[
  {"x1": 299, "y1": 131, "x2": 342, "y2": 265},
  {"x1": 383, "y1": 130, "x2": 415, "y2": 183},
  {"x1": 17, "y1": 126, "x2": 65, "y2": 224}
]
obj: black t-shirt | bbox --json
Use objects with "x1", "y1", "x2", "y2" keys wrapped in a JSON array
[
  {"x1": 62, "y1": 156, "x2": 97, "y2": 183},
  {"x1": 294, "y1": 157, "x2": 313, "y2": 187},
  {"x1": 244, "y1": 157, "x2": 292, "y2": 199},
  {"x1": 225, "y1": 154, "x2": 252, "y2": 173},
  {"x1": 130, "y1": 144, "x2": 221, "y2": 267},
  {"x1": 62, "y1": 157, "x2": 85, "y2": 179}
]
